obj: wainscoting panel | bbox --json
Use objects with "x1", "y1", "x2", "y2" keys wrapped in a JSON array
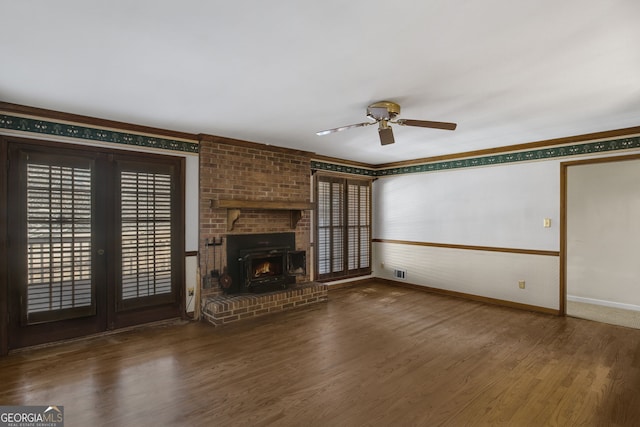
[{"x1": 373, "y1": 242, "x2": 559, "y2": 311}]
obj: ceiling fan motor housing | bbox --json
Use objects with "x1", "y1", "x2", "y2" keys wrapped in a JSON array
[{"x1": 367, "y1": 101, "x2": 401, "y2": 120}]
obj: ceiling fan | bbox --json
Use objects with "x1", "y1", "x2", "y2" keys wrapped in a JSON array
[{"x1": 316, "y1": 101, "x2": 457, "y2": 145}]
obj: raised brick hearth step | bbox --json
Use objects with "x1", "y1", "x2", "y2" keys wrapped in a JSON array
[{"x1": 201, "y1": 282, "x2": 328, "y2": 326}]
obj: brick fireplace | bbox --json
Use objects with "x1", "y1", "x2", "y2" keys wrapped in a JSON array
[{"x1": 198, "y1": 134, "x2": 322, "y2": 323}]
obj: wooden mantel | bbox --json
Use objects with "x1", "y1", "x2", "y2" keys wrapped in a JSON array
[{"x1": 211, "y1": 199, "x2": 314, "y2": 231}]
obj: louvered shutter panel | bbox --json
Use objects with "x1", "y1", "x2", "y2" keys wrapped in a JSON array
[
  {"x1": 26, "y1": 162, "x2": 94, "y2": 323},
  {"x1": 316, "y1": 175, "x2": 371, "y2": 280},
  {"x1": 120, "y1": 170, "x2": 173, "y2": 305}
]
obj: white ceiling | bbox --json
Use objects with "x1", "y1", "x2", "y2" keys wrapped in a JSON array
[{"x1": 2, "y1": 1, "x2": 639, "y2": 164}]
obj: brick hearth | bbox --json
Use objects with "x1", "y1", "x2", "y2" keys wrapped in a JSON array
[{"x1": 202, "y1": 282, "x2": 328, "y2": 326}]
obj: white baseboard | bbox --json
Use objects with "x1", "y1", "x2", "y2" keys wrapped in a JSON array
[
  {"x1": 567, "y1": 295, "x2": 640, "y2": 312},
  {"x1": 325, "y1": 275, "x2": 374, "y2": 287}
]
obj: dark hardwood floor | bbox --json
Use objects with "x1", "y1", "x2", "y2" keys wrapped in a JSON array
[{"x1": 2, "y1": 281, "x2": 640, "y2": 426}]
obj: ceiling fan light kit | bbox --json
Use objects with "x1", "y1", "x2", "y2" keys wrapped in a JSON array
[
  {"x1": 316, "y1": 100, "x2": 457, "y2": 146},
  {"x1": 378, "y1": 125, "x2": 395, "y2": 146}
]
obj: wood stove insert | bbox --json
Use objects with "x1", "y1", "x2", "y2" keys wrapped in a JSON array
[{"x1": 226, "y1": 233, "x2": 306, "y2": 294}]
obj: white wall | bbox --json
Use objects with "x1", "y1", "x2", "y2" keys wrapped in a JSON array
[
  {"x1": 185, "y1": 255, "x2": 198, "y2": 313},
  {"x1": 374, "y1": 161, "x2": 560, "y2": 250},
  {"x1": 184, "y1": 154, "x2": 199, "y2": 252},
  {"x1": 373, "y1": 161, "x2": 561, "y2": 310},
  {"x1": 183, "y1": 154, "x2": 199, "y2": 312},
  {"x1": 373, "y1": 243, "x2": 560, "y2": 309},
  {"x1": 566, "y1": 158, "x2": 640, "y2": 310},
  {"x1": 373, "y1": 149, "x2": 640, "y2": 311}
]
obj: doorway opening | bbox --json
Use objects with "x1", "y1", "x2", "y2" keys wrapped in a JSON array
[{"x1": 562, "y1": 154, "x2": 640, "y2": 329}]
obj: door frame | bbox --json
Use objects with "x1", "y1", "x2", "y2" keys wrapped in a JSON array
[
  {"x1": 1, "y1": 137, "x2": 8, "y2": 355},
  {"x1": 2, "y1": 135, "x2": 185, "y2": 351},
  {"x1": 560, "y1": 153, "x2": 640, "y2": 316}
]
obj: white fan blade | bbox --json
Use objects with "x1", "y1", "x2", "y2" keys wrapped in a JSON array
[{"x1": 316, "y1": 122, "x2": 374, "y2": 136}]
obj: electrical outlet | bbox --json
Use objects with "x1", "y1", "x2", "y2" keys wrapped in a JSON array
[
  {"x1": 518, "y1": 280, "x2": 525, "y2": 289},
  {"x1": 188, "y1": 287, "x2": 194, "y2": 296}
]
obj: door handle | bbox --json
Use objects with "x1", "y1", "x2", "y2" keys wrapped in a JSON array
[{"x1": 97, "y1": 249, "x2": 105, "y2": 256}]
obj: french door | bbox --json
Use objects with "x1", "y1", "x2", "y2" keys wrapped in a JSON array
[{"x1": 6, "y1": 138, "x2": 184, "y2": 349}]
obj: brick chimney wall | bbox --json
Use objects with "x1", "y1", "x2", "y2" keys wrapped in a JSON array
[{"x1": 199, "y1": 134, "x2": 313, "y2": 296}]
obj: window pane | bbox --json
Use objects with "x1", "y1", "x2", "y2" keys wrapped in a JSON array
[
  {"x1": 316, "y1": 176, "x2": 371, "y2": 279},
  {"x1": 121, "y1": 171, "x2": 173, "y2": 300},
  {"x1": 318, "y1": 181, "x2": 331, "y2": 227},
  {"x1": 360, "y1": 226, "x2": 370, "y2": 268},
  {"x1": 317, "y1": 227, "x2": 330, "y2": 274},
  {"x1": 331, "y1": 182, "x2": 343, "y2": 226},
  {"x1": 332, "y1": 228, "x2": 344, "y2": 272},
  {"x1": 27, "y1": 163, "x2": 93, "y2": 318}
]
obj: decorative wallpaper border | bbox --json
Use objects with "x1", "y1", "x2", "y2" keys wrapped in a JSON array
[
  {"x1": 313, "y1": 135, "x2": 640, "y2": 177},
  {"x1": 310, "y1": 161, "x2": 376, "y2": 176},
  {"x1": 3, "y1": 113, "x2": 638, "y2": 171},
  {"x1": 0, "y1": 114, "x2": 199, "y2": 154}
]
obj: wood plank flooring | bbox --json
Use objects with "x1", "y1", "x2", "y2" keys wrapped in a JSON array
[{"x1": 2, "y1": 281, "x2": 640, "y2": 426}]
